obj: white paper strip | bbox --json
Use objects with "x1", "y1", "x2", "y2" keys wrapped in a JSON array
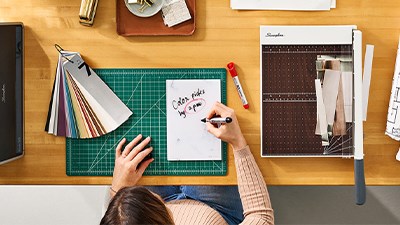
[
  {"x1": 315, "y1": 79, "x2": 329, "y2": 146},
  {"x1": 362, "y1": 45, "x2": 374, "y2": 121},
  {"x1": 323, "y1": 69, "x2": 341, "y2": 125},
  {"x1": 342, "y1": 71, "x2": 353, "y2": 123}
]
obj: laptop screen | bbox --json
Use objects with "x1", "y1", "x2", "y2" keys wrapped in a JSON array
[{"x1": 0, "y1": 23, "x2": 24, "y2": 164}]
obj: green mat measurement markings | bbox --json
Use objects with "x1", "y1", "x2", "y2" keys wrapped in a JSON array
[{"x1": 66, "y1": 68, "x2": 227, "y2": 176}]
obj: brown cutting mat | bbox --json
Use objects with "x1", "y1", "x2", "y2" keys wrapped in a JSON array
[
  {"x1": 261, "y1": 45, "x2": 354, "y2": 156},
  {"x1": 116, "y1": 0, "x2": 195, "y2": 36}
]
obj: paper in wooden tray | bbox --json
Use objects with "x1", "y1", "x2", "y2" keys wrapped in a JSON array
[{"x1": 116, "y1": 0, "x2": 196, "y2": 36}]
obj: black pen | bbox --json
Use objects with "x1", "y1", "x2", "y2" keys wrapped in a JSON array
[{"x1": 201, "y1": 117, "x2": 232, "y2": 124}]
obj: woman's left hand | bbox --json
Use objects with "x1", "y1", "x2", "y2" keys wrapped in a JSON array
[{"x1": 111, "y1": 134, "x2": 154, "y2": 193}]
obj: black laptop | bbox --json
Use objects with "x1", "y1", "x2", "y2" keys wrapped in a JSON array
[{"x1": 0, "y1": 23, "x2": 24, "y2": 165}]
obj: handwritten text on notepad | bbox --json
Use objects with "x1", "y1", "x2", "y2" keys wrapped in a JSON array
[{"x1": 171, "y1": 88, "x2": 206, "y2": 118}]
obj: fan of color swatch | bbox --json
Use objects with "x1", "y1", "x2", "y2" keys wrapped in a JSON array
[{"x1": 45, "y1": 50, "x2": 132, "y2": 138}]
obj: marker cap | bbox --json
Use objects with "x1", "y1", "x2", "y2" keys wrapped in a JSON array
[{"x1": 227, "y1": 62, "x2": 238, "y2": 77}]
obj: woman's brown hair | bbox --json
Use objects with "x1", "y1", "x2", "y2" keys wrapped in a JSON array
[{"x1": 100, "y1": 186, "x2": 174, "y2": 225}]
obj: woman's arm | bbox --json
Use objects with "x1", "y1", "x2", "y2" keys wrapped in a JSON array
[
  {"x1": 109, "y1": 134, "x2": 154, "y2": 198},
  {"x1": 206, "y1": 102, "x2": 274, "y2": 225}
]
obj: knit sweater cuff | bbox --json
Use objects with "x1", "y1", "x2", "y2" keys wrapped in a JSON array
[{"x1": 233, "y1": 145, "x2": 251, "y2": 159}]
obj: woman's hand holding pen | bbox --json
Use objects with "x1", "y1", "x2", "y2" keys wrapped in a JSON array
[
  {"x1": 111, "y1": 102, "x2": 245, "y2": 196},
  {"x1": 111, "y1": 134, "x2": 154, "y2": 195},
  {"x1": 205, "y1": 102, "x2": 247, "y2": 151}
]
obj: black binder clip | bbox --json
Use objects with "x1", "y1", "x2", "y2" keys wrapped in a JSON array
[{"x1": 55, "y1": 44, "x2": 73, "y2": 63}]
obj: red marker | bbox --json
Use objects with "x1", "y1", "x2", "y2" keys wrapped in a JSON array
[{"x1": 227, "y1": 62, "x2": 249, "y2": 109}]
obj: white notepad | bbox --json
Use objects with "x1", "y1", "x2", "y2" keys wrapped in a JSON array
[{"x1": 166, "y1": 79, "x2": 222, "y2": 161}]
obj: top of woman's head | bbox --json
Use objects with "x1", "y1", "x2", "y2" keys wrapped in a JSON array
[{"x1": 100, "y1": 186, "x2": 174, "y2": 225}]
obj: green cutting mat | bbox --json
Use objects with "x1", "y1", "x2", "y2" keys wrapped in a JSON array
[{"x1": 66, "y1": 68, "x2": 227, "y2": 176}]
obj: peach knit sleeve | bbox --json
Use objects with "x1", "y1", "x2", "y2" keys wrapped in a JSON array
[{"x1": 234, "y1": 146, "x2": 274, "y2": 225}]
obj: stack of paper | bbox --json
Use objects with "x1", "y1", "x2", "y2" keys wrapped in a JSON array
[
  {"x1": 231, "y1": 0, "x2": 336, "y2": 11},
  {"x1": 162, "y1": 0, "x2": 192, "y2": 27},
  {"x1": 314, "y1": 56, "x2": 353, "y2": 147},
  {"x1": 45, "y1": 50, "x2": 132, "y2": 138}
]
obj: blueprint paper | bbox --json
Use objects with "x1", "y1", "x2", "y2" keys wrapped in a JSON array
[{"x1": 386, "y1": 40, "x2": 400, "y2": 140}]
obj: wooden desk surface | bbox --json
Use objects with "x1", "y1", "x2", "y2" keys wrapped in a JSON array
[{"x1": 1, "y1": 0, "x2": 400, "y2": 185}]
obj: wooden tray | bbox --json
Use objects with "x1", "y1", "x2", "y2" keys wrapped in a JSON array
[{"x1": 116, "y1": 0, "x2": 196, "y2": 36}]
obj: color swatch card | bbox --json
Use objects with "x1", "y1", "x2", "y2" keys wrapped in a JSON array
[
  {"x1": 45, "y1": 51, "x2": 132, "y2": 138},
  {"x1": 166, "y1": 79, "x2": 222, "y2": 161}
]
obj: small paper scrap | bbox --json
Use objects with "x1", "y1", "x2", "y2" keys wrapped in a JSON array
[{"x1": 162, "y1": 0, "x2": 191, "y2": 27}]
